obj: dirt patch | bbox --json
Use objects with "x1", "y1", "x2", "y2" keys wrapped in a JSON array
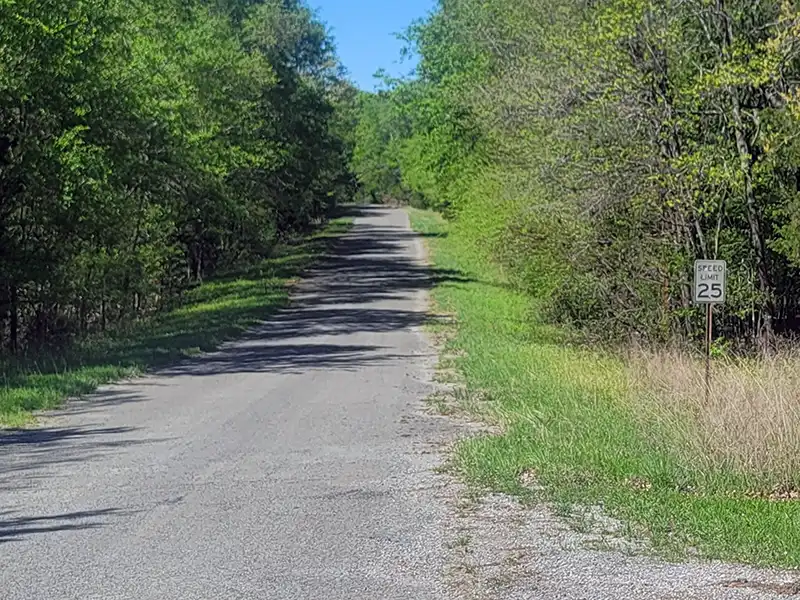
[
  {"x1": 724, "y1": 580, "x2": 800, "y2": 596},
  {"x1": 441, "y1": 489, "x2": 800, "y2": 599}
]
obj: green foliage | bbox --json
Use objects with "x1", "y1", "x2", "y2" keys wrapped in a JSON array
[
  {"x1": 0, "y1": 0, "x2": 357, "y2": 355},
  {"x1": 362, "y1": 0, "x2": 800, "y2": 348},
  {"x1": 352, "y1": 90, "x2": 414, "y2": 204}
]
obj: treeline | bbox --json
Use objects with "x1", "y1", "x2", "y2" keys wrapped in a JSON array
[
  {"x1": 0, "y1": 0, "x2": 357, "y2": 355},
  {"x1": 354, "y1": 0, "x2": 800, "y2": 350}
]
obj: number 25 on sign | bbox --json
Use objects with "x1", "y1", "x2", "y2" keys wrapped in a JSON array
[{"x1": 694, "y1": 260, "x2": 727, "y2": 304}]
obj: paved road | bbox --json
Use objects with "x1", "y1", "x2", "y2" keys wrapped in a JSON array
[{"x1": 0, "y1": 208, "x2": 452, "y2": 600}]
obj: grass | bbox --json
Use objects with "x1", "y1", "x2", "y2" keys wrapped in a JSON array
[
  {"x1": 409, "y1": 207, "x2": 800, "y2": 569},
  {"x1": 0, "y1": 217, "x2": 352, "y2": 427}
]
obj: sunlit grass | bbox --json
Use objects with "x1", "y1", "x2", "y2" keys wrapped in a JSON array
[
  {"x1": 409, "y1": 207, "x2": 800, "y2": 568},
  {"x1": 0, "y1": 217, "x2": 352, "y2": 426}
]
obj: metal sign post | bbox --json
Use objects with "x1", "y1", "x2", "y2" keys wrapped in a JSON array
[{"x1": 694, "y1": 260, "x2": 727, "y2": 400}]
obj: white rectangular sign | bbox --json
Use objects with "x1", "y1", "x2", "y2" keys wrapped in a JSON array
[{"x1": 694, "y1": 260, "x2": 727, "y2": 304}]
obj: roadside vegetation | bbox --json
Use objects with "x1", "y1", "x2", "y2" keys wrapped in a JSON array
[
  {"x1": 355, "y1": 0, "x2": 800, "y2": 350},
  {"x1": 353, "y1": 0, "x2": 800, "y2": 568},
  {"x1": 0, "y1": 218, "x2": 351, "y2": 427},
  {"x1": 411, "y1": 208, "x2": 800, "y2": 568}
]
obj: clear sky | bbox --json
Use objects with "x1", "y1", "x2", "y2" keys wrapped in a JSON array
[{"x1": 312, "y1": 0, "x2": 436, "y2": 91}]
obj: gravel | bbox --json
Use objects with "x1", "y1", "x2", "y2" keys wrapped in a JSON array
[{"x1": 442, "y1": 490, "x2": 800, "y2": 599}]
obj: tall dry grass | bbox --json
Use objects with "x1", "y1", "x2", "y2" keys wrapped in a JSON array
[{"x1": 630, "y1": 350, "x2": 800, "y2": 487}]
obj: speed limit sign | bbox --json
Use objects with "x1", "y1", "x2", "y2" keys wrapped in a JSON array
[{"x1": 694, "y1": 260, "x2": 727, "y2": 304}]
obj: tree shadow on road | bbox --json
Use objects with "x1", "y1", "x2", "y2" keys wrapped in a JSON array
[
  {"x1": 0, "y1": 508, "x2": 130, "y2": 544},
  {"x1": 0, "y1": 416, "x2": 171, "y2": 493},
  {"x1": 158, "y1": 208, "x2": 476, "y2": 377}
]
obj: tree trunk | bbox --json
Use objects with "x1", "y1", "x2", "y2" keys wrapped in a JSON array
[
  {"x1": 9, "y1": 285, "x2": 18, "y2": 355},
  {"x1": 101, "y1": 294, "x2": 107, "y2": 333},
  {"x1": 79, "y1": 296, "x2": 87, "y2": 336},
  {"x1": 195, "y1": 249, "x2": 203, "y2": 283}
]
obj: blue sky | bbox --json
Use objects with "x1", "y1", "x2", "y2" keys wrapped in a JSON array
[{"x1": 312, "y1": 0, "x2": 436, "y2": 90}]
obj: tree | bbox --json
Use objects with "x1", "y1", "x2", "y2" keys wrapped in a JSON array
[
  {"x1": 355, "y1": 0, "x2": 800, "y2": 349},
  {"x1": 0, "y1": 0, "x2": 357, "y2": 354}
]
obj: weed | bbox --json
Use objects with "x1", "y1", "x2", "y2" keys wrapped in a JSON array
[{"x1": 630, "y1": 350, "x2": 800, "y2": 489}]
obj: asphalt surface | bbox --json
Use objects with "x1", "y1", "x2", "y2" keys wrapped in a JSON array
[{"x1": 0, "y1": 207, "x2": 453, "y2": 600}]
